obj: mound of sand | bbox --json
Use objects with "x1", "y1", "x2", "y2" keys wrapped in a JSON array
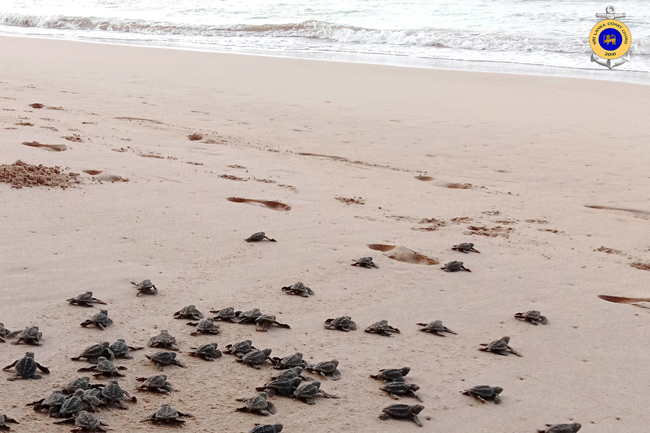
[{"x1": 0, "y1": 160, "x2": 80, "y2": 189}]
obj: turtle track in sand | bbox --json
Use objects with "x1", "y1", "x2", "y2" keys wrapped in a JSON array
[{"x1": 226, "y1": 197, "x2": 291, "y2": 211}]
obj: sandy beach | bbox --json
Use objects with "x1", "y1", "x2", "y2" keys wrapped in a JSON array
[{"x1": 1, "y1": 35, "x2": 650, "y2": 432}]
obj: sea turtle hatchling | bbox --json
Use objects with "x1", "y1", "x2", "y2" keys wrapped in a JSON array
[
  {"x1": 281, "y1": 282, "x2": 314, "y2": 297},
  {"x1": 0, "y1": 322, "x2": 11, "y2": 343},
  {"x1": 187, "y1": 318, "x2": 221, "y2": 335},
  {"x1": 451, "y1": 243, "x2": 480, "y2": 254},
  {"x1": 250, "y1": 424, "x2": 283, "y2": 433},
  {"x1": 131, "y1": 279, "x2": 157, "y2": 296},
  {"x1": 379, "y1": 404, "x2": 424, "y2": 427},
  {"x1": 324, "y1": 316, "x2": 357, "y2": 332},
  {"x1": 210, "y1": 307, "x2": 239, "y2": 323},
  {"x1": 245, "y1": 232, "x2": 277, "y2": 242},
  {"x1": 417, "y1": 320, "x2": 457, "y2": 337},
  {"x1": 3, "y1": 352, "x2": 50, "y2": 380},
  {"x1": 462, "y1": 385, "x2": 503, "y2": 404},
  {"x1": 370, "y1": 367, "x2": 410, "y2": 382},
  {"x1": 351, "y1": 257, "x2": 378, "y2": 268},
  {"x1": 255, "y1": 315, "x2": 291, "y2": 332},
  {"x1": 55, "y1": 389, "x2": 85, "y2": 419},
  {"x1": 77, "y1": 357, "x2": 127, "y2": 378},
  {"x1": 0, "y1": 413, "x2": 19, "y2": 431},
  {"x1": 146, "y1": 352, "x2": 186, "y2": 371},
  {"x1": 293, "y1": 380, "x2": 338, "y2": 405},
  {"x1": 136, "y1": 374, "x2": 173, "y2": 394},
  {"x1": 189, "y1": 343, "x2": 222, "y2": 361},
  {"x1": 224, "y1": 340, "x2": 256, "y2": 357},
  {"x1": 237, "y1": 348, "x2": 273, "y2": 370},
  {"x1": 27, "y1": 389, "x2": 67, "y2": 414},
  {"x1": 441, "y1": 261, "x2": 471, "y2": 272},
  {"x1": 272, "y1": 353, "x2": 307, "y2": 370},
  {"x1": 101, "y1": 379, "x2": 136, "y2": 409},
  {"x1": 141, "y1": 404, "x2": 193, "y2": 425},
  {"x1": 80, "y1": 310, "x2": 113, "y2": 330},
  {"x1": 538, "y1": 423, "x2": 582, "y2": 433},
  {"x1": 271, "y1": 367, "x2": 310, "y2": 382},
  {"x1": 382, "y1": 382, "x2": 422, "y2": 400},
  {"x1": 81, "y1": 388, "x2": 104, "y2": 412},
  {"x1": 148, "y1": 330, "x2": 179, "y2": 351},
  {"x1": 71, "y1": 342, "x2": 114, "y2": 363},
  {"x1": 173, "y1": 305, "x2": 204, "y2": 320},
  {"x1": 237, "y1": 308, "x2": 263, "y2": 324},
  {"x1": 63, "y1": 377, "x2": 97, "y2": 395},
  {"x1": 66, "y1": 292, "x2": 107, "y2": 308},
  {"x1": 305, "y1": 360, "x2": 341, "y2": 380},
  {"x1": 514, "y1": 310, "x2": 549, "y2": 325},
  {"x1": 365, "y1": 320, "x2": 400, "y2": 336},
  {"x1": 256, "y1": 377, "x2": 302, "y2": 397},
  {"x1": 7, "y1": 326, "x2": 42, "y2": 345},
  {"x1": 53, "y1": 410, "x2": 108, "y2": 432},
  {"x1": 479, "y1": 336, "x2": 522, "y2": 357},
  {"x1": 109, "y1": 339, "x2": 143, "y2": 359},
  {"x1": 235, "y1": 392, "x2": 277, "y2": 416}
]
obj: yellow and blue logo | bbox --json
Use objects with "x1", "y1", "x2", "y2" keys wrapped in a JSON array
[{"x1": 589, "y1": 6, "x2": 631, "y2": 69}]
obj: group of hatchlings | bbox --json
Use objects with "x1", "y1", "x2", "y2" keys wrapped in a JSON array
[{"x1": 0, "y1": 233, "x2": 580, "y2": 433}]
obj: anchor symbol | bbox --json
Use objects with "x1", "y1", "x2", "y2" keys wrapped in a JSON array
[{"x1": 590, "y1": 5, "x2": 631, "y2": 70}]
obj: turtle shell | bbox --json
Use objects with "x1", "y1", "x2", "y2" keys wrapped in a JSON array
[{"x1": 59, "y1": 389, "x2": 85, "y2": 417}]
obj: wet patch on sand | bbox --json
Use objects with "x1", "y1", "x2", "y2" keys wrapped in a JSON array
[
  {"x1": 226, "y1": 197, "x2": 291, "y2": 211},
  {"x1": 368, "y1": 244, "x2": 439, "y2": 265},
  {"x1": 22, "y1": 141, "x2": 67, "y2": 152}
]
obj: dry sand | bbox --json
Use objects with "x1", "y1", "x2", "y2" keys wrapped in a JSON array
[{"x1": 1, "y1": 35, "x2": 650, "y2": 432}]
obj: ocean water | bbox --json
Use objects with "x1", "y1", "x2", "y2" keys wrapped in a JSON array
[{"x1": 1, "y1": 0, "x2": 649, "y2": 84}]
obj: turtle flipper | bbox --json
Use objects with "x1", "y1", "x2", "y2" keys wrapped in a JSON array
[
  {"x1": 3, "y1": 360, "x2": 18, "y2": 370},
  {"x1": 35, "y1": 363, "x2": 50, "y2": 374}
]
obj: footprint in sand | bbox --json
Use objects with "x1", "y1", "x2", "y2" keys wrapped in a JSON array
[
  {"x1": 368, "y1": 244, "x2": 439, "y2": 265},
  {"x1": 22, "y1": 141, "x2": 67, "y2": 152},
  {"x1": 227, "y1": 197, "x2": 291, "y2": 211}
]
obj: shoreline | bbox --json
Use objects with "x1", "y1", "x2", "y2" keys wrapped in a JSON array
[{"x1": 1, "y1": 32, "x2": 649, "y2": 86}]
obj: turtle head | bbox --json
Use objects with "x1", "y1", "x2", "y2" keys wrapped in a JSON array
[
  {"x1": 290, "y1": 377, "x2": 302, "y2": 387},
  {"x1": 25, "y1": 351, "x2": 35, "y2": 358},
  {"x1": 84, "y1": 291, "x2": 93, "y2": 295},
  {"x1": 401, "y1": 367, "x2": 411, "y2": 375},
  {"x1": 101, "y1": 342, "x2": 110, "y2": 348},
  {"x1": 258, "y1": 392, "x2": 269, "y2": 399},
  {"x1": 117, "y1": 338, "x2": 126, "y2": 343},
  {"x1": 501, "y1": 336, "x2": 510, "y2": 343},
  {"x1": 262, "y1": 348, "x2": 272, "y2": 356},
  {"x1": 100, "y1": 310, "x2": 108, "y2": 315},
  {"x1": 571, "y1": 423, "x2": 582, "y2": 432},
  {"x1": 410, "y1": 384, "x2": 421, "y2": 391},
  {"x1": 109, "y1": 379, "x2": 119, "y2": 385},
  {"x1": 493, "y1": 386, "x2": 503, "y2": 394},
  {"x1": 74, "y1": 389, "x2": 84, "y2": 396},
  {"x1": 412, "y1": 405, "x2": 425, "y2": 414},
  {"x1": 274, "y1": 425, "x2": 284, "y2": 432},
  {"x1": 329, "y1": 360, "x2": 339, "y2": 368},
  {"x1": 97, "y1": 357, "x2": 107, "y2": 362}
]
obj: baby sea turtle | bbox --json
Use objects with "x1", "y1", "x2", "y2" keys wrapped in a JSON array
[
  {"x1": 101, "y1": 379, "x2": 136, "y2": 409},
  {"x1": 0, "y1": 322, "x2": 11, "y2": 343},
  {"x1": 146, "y1": 352, "x2": 186, "y2": 371},
  {"x1": 77, "y1": 357, "x2": 127, "y2": 378},
  {"x1": 238, "y1": 308, "x2": 263, "y2": 324},
  {"x1": 417, "y1": 320, "x2": 457, "y2": 337},
  {"x1": 54, "y1": 410, "x2": 108, "y2": 432},
  {"x1": 305, "y1": 360, "x2": 341, "y2": 380},
  {"x1": 452, "y1": 243, "x2": 480, "y2": 253},
  {"x1": 365, "y1": 320, "x2": 400, "y2": 336},
  {"x1": 237, "y1": 348, "x2": 272, "y2": 370},
  {"x1": 132, "y1": 279, "x2": 157, "y2": 296},
  {"x1": 271, "y1": 367, "x2": 310, "y2": 382},
  {"x1": 281, "y1": 282, "x2": 314, "y2": 297},
  {"x1": 109, "y1": 339, "x2": 143, "y2": 359},
  {"x1": 462, "y1": 385, "x2": 503, "y2": 404},
  {"x1": 441, "y1": 261, "x2": 471, "y2": 272},
  {"x1": 55, "y1": 389, "x2": 85, "y2": 419},
  {"x1": 224, "y1": 340, "x2": 256, "y2": 357},
  {"x1": 71, "y1": 342, "x2": 114, "y2": 363},
  {"x1": 141, "y1": 404, "x2": 193, "y2": 425},
  {"x1": 272, "y1": 353, "x2": 307, "y2": 370},
  {"x1": 256, "y1": 315, "x2": 291, "y2": 332},
  {"x1": 250, "y1": 425, "x2": 283, "y2": 433},
  {"x1": 382, "y1": 382, "x2": 422, "y2": 401},
  {"x1": 293, "y1": 380, "x2": 338, "y2": 405},
  {"x1": 187, "y1": 318, "x2": 221, "y2": 335},
  {"x1": 189, "y1": 343, "x2": 222, "y2": 361},
  {"x1": 370, "y1": 367, "x2": 410, "y2": 382},
  {"x1": 479, "y1": 336, "x2": 522, "y2": 357},
  {"x1": 351, "y1": 257, "x2": 378, "y2": 268},
  {"x1": 0, "y1": 413, "x2": 19, "y2": 431},
  {"x1": 63, "y1": 377, "x2": 97, "y2": 395},
  {"x1": 256, "y1": 377, "x2": 302, "y2": 397},
  {"x1": 324, "y1": 316, "x2": 357, "y2": 332},
  {"x1": 514, "y1": 310, "x2": 548, "y2": 325},
  {"x1": 27, "y1": 389, "x2": 67, "y2": 414},
  {"x1": 245, "y1": 232, "x2": 277, "y2": 242},
  {"x1": 538, "y1": 423, "x2": 582, "y2": 433},
  {"x1": 8, "y1": 326, "x2": 42, "y2": 345},
  {"x1": 136, "y1": 374, "x2": 173, "y2": 394},
  {"x1": 66, "y1": 292, "x2": 107, "y2": 308},
  {"x1": 3, "y1": 352, "x2": 50, "y2": 380},
  {"x1": 148, "y1": 330, "x2": 179, "y2": 351},
  {"x1": 210, "y1": 307, "x2": 239, "y2": 322},
  {"x1": 80, "y1": 310, "x2": 113, "y2": 330},
  {"x1": 173, "y1": 305, "x2": 204, "y2": 320},
  {"x1": 235, "y1": 392, "x2": 277, "y2": 416},
  {"x1": 81, "y1": 388, "x2": 104, "y2": 412},
  {"x1": 379, "y1": 404, "x2": 424, "y2": 427}
]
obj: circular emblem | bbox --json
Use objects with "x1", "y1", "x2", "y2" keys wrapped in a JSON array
[{"x1": 590, "y1": 19, "x2": 631, "y2": 59}]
